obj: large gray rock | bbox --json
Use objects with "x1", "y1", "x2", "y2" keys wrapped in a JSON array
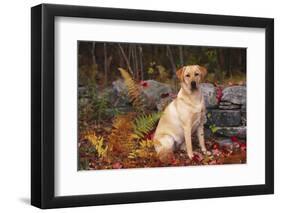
[
  {"x1": 215, "y1": 126, "x2": 247, "y2": 139},
  {"x1": 219, "y1": 101, "x2": 232, "y2": 106},
  {"x1": 156, "y1": 96, "x2": 174, "y2": 111},
  {"x1": 112, "y1": 79, "x2": 127, "y2": 94},
  {"x1": 200, "y1": 83, "x2": 218, "y2": 108},
  {"x1": 221, "y1": 86, "x2": 246, "y2": 105},
  {"x1": 142, "y1": 80, "x2": 173, "y2": 110},
  {"x1": 219, "y1": 104, "x2": 241, "y2": 110},
  {"x1": 203, "y1": 128, "x2": 213, "y2": 139},
  {"x1": 217, "y1": 138, "x2": 234, "y2": 149},
  {"x1": 241, "y1": 106, "x2": 247, "y2": 126},
  {"x1": 208, "y1": 109, "x2": 241, "y2": 127},
  {"x1": 111, "y1": 79, "x2": 131, "y2": 107}
]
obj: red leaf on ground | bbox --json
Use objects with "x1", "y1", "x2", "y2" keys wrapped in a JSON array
[
  {"x1": 192, "y1": 155, "x2": 200, "y2": 163},
  {"x1": 212, "y1": 142, "x2": 219, "y2": 150},
  {"x1": 212, "y1": 149, "x2": 221, "y2": 156},
  {"x1": 222, "y1": 148, "x2": 232, "y2": 157},
  {"x1": 233, "y1": 142, "x2": 241, "y2": 149},
  {"x1": 209, "y1": 159, "x2": 218, "y2": 165},
  {"x1": 112, "y1": 162, "x2": 122, "y2": 169},
  {"x1": 171, "y1": 157, "x2": 179, "y2": 165},
  {"x1": 240, "y1": 143, "x2": 246, "y2": 152},
  {"x1": 192, "y1": 153, "x2": 203, "y2": 163}
]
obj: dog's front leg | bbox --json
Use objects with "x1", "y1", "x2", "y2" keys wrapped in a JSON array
[
  {"x1": 197, "y1": 123, "x2": 207, "y2": 153},
  {"x1": 183, "y1": 126, "x2": 193, "y2": 159}
]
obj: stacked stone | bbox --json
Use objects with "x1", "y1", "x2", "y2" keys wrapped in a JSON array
[
  {"x1": 201, "y1": 84, "x2": 246, "y2": 139},
  {"x1": 96, "y1": 79, "x2": 246, "y2": 139}
]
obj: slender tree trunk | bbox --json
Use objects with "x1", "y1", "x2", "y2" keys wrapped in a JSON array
[
  {"x1": 179, "y1": 46, "x2": 184, "y2": 66},
  {"x1": 166, "y1": 45, "x2": 177, "y2": 77},
  {"x1": 107, "y1": 55, "x2": 113, "y2": 79},
  {"x1": 103, "y1": 43, "x2": 108, "y2": 86},
  {"x1": 128, "y1": 45, "x2": 132, "y2": 66},
  {"x1": 134, "y1": 45, "x2": 139, "y2": 80},
  {"x1": 228, "y1": 49, "x2": 232, "y2": 77},
  {"x1": 218, "y1": 49, "x2": 225, "y2": 76},
  {"x1": 138, "y1": 45, "x2": 144, "y2": 80},
  {"x1": 91, "y1": 42, "x2": 96, "y2": 65},
  {"x1": 118, "y1": 43, "x2": 133, "y2": 75},
  {"x1": 241, "y1": 49, "x2": 246, "y2": 73},
  {"x1": 131, "y1": 45, "x2": 136, "y2": 78},
  {"x1": 167, "y1": 46, "x2": 179, "y2": 92}
]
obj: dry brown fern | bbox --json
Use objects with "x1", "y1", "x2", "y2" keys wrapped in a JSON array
[
  {"x1": 108, "y1": 113, "x2": 136, "y2": 158},
  {"x1": 128, "y1": 139, "x2": 157, "y2": 159},
  {"x1": 118, "y1": 68, "x2": 144, "y2": 112}
]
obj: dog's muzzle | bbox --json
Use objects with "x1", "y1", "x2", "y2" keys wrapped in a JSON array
[{"x1": 191, "y1": 81, "x2": 197, "y2": 90}]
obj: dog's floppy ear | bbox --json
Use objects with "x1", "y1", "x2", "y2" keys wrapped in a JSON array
[
  {"x1": 176, "y1": 67, "x2": 185, "y2": 81},
  {"x1": 199, "y1": 66, "x2": 208, "y2": 79}
]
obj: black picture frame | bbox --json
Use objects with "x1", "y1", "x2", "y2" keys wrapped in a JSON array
[{"x1": 31, "y1": 3, "x2": 274, "y2": 209}]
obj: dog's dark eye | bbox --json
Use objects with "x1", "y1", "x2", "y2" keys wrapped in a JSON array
[
  {"x1": 195, "y1": 73, "x2": 199, "y2": 76},
  {"x1": 186, "y1": 74, "x2": 190, "y2": 77}
]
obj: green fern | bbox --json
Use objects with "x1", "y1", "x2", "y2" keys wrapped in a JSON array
[{"x1": 133, "y1": 112, "x2": 162, "y2": 139}]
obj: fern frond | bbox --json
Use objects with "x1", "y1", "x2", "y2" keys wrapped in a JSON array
[
  {"x1": 118, "y1": 68, "x2": 144, "y2": 112},
  {"x1": 108, "y1": 113, "x2": 136, "y2": 157},
  {"x1": 83, "y1": 131, "x2": 108, "y2": 158},
  {"x1": 129, "y1": 139, "x2": 156, "y2": 159},
  {"x1": 133, "y1": 112, "x2": 162, "y2": 139},
  {"x1": 139, "y1": 139, "x2": 154, "y2": 149}
]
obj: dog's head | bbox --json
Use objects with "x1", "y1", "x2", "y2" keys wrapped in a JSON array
[{"x1": 176, "y1": 65, "x2": 207, "y2": 93}]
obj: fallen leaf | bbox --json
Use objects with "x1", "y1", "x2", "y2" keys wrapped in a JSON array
[{"x1": 112, "y1": 162, "x2": 122, "y2": 169}]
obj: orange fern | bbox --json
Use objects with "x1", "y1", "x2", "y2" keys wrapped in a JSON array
[
  {"x1": 118, "y1": 68, "x2": 144, "y2": 112},
  {"x1": 108, "y1": 113, "x2": 136, "y2": 157}
]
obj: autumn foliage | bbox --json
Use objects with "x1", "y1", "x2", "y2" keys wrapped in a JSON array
[{"x1": 79, "y1": 68, "x2": 246, "y2": 170}]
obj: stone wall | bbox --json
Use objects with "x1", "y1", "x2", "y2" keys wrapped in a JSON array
[
  {"x1": 201, "y1": 83, "x2": 246, "y2": 139},
  {"x1": 80, "y1": 80, "x2": 246, "y2": 139}
]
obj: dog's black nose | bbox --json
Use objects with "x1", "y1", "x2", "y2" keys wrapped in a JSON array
[{"x1": 191, "y1": 81, "x2": 197, "y2": 89}]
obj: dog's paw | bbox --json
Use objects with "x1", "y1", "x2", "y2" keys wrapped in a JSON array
[
  {"x1": 187, "y1": 152, "x2": 194, "y2": 159},
  {"x1": 202, "y1": 150, "x2": 211, "y2": 156}
]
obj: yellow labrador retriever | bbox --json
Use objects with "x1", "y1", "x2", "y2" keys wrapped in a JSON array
[{"x1": 154, "y1": 65, "x2": 208, "y2": 162}]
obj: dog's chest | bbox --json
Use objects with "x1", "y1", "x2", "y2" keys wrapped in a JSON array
[{"x1": 191, "y1": 112, "x2": 202, "y2": 133}]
